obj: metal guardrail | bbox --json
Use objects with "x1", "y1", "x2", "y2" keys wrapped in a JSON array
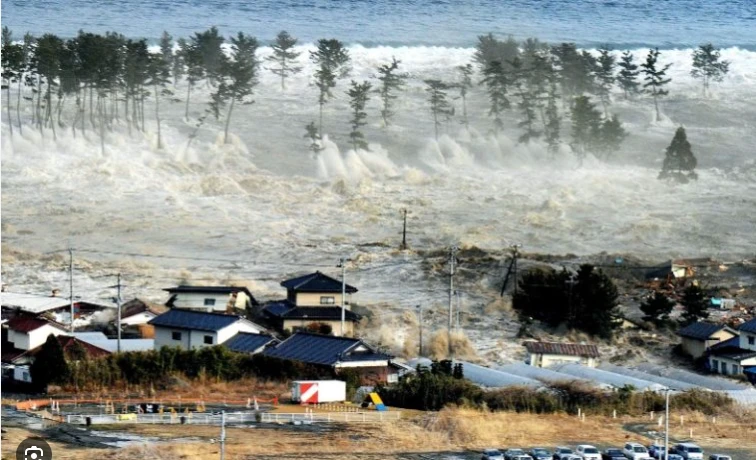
[{"x1": 65, "y1": 411, "x2": 401, "y2": 425}]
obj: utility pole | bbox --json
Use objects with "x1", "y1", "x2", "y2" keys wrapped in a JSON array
[
  {"x1": 337, "y1": 257, "x2": 351, "y2": 337},
  {"x1": 416, "y1": 304, "x2": 423, "y2": 356},
  {"x1": 511, "y1": 244, "x2": 521, "y2": 297},
  {"x1": 69, "y1": 247, "x2": 74, "y2": 333},
  {"x1": 400, "y1": 209, "x2": 408, "y2": 250},
  {"x1": 566, "y1": 275, "x2": 577, "y2": 324},
  {"x1": 664, "y1": 388, "x2": 670, "y2": 460},
  {"x1": 448, "y1": 246, "x2": 458, "y2": 358},
  {"x1": 455, "y1": 290, "x2": 461, "y2": 331},
  {"x1": 116, "y1": 273, "x2": 122, "y2": 353},
  {"x1": 220, "y1": 410, "x2": 226, "y2": 460}
]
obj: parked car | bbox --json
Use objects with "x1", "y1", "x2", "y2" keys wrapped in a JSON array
[
  {"x1": 648, "y1": 443, "x2": 666, "y2": 459},
  {"x1": 601, "y1": 448, "x2": 625, "y2": 460},
  {"x1": 575, "y1": 445, "x2": 601, "y2": 460},
  {"x1": 505, "y1": 449, "x2": 527, "y2": 460},
  {"x1": 708, "y1": 455, "x2": 732, "y2": 460},
  {"x1": 553, "y1": 447, "x2": 574, "y2": 460},
  {"x1": 562, "y1": 456, "x2": 583, "y2": 460},
  {"x1": 482, "y1": 449, "x2": 505, "y2": 460},
  {"x1": 667, "y1": 455, "x2": 684, "y2": 460},
  {"x1": 512, "y1": 456, "x2": 534, "y2": 460},
  {"x1": 530, "y1": 448, "x2": 552, "y2": 460},
  {"x1": 623, "y1": 442, "x2": 650, "y2": 460},
  {"x1": 672, "y1": 443, "x2": 704, "y2": 460}
]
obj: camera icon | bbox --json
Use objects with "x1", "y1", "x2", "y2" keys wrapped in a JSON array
[
  {"x1": 16, "y1": 438, "x2": 52, "y2": 460},
  {"x1": 25, "y1": 446, "x2": 44, "y2": 460}
]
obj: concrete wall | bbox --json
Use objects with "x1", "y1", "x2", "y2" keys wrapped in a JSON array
[
  {"x1": 740, "y1": 331, "x2": 756, "y2": 351},
  {"x1": 530, "y1": 353, "x2": 596, "y2": 368},
  {"x1": 283, "y1": 319, "x2": 355, "y2": 337},
  {"x1": 295, "y1": 292, "x2": 345, "y2": 307}
]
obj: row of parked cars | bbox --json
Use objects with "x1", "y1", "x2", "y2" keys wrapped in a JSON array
[{"x1": 481, "y1": 442, "x2": 732, "y2": 460}]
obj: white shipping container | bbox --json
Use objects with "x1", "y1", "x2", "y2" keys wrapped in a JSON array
[{"x1": 291, "y1": 380, "x2": 346, "y2": 403}]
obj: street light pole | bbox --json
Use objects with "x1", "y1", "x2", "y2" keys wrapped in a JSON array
[
  {"x1": 417, "y1": 304, "x2": 423, "y2": 356},
  {"x1": 448, "y1": 246, "x2": 457, "y2": 358},
  {"x1": 220, "y1": 410, "x2": 226, "y2": 460},
  {"x1": 664, "y1": 388, "x2": 670, "y2": 460},
  {"x1": 116, "y1": 273, "x2": 122, "y2": 353},
  {"x1": 337, "y1": 257, "x2": 351, "y2": 337}
]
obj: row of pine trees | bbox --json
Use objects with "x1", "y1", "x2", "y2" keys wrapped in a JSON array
[{"x1": 1, "y1": 27, "x2": 730, "y2": 162}]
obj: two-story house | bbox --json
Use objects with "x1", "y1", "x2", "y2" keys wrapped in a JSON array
[
  {"x1": 149, "y1": 309, "x2": 267, "y2": 350},
  {"x1": 262, "y1": 271, "x2": 360, "y2": 337},
  {"x1": 677, "y1": 321, "x2": 738, "y2": 359},
  {"x1": 4, "y1": 316, "x2": 69, "y2": 351},
  {"x1": 708, "y1": 318, "x2": 756, "y2": 376},
  {"x1": 163, "y1": 286, "x2": 258, "y2": 313}
]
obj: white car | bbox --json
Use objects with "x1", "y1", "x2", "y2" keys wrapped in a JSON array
[
  {"x1": 575, "y1": 445, "x2": 601, "y2": 460},
  {"x1": 623, "y1": 443, "x2": 650, "y2": 460},
  {"x1": 672, "y1": 443, "x2": 704, "y2": 460}
]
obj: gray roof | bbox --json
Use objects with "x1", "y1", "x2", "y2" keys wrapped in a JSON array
[
  {"x1": 82, "y1": 339, "x2": 154, "y2": 353},
  {"x1": 148, "y1": 309, "x2": 241, "y2": 332},
  {"x1": 524, "y1": 341, "x2": 600, "y2": 358},
  {"x1": 263, "y1": 332, "x2": 389, "y2": 366},
  {"x1": 223, "y1": 333, "x2": 277, "y2": 354},
  {"x1": 281, "y1": 272, "x2": 357, "y2": 294},
  {"x1": 740, "y1": 318, "x2": 756, "y2": 334},
  {"x1": 708, "y1": 336, "x2": 756, "y2": 361},
  {"x1": 677, "y1": 322, "x2": 733, "y2": 340}
]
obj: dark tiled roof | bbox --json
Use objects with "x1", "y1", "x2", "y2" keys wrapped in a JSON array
[
  {"x1": 148, "y1": 309, "x2": 241, "y2": 332},
  {"x1": 281, "y1": 306, "x2": 361, "y2": 322},
  {"x1": 262, "y1": 301, "x2": 296, "y2": 317},
  {"x1": 281, "y1": 272, "x2": 357, "y2": 294},
  {"x1": 120, "y1": 298, "x2": 167, "y2": 319},
  {"x1": 263, "y1": 332, "x2": 390, "y2": 366},
  {"x1": 6, "y1": 316, "x2": 67, "y2": 333},
  {"x1": 223, "y1": 332, "x2": 277, "y2": 354},
  {"x1": 740, "y1": 318, "x2": 756, "y2": 334},
  {"x1": 709, "y1": 336, "x2": 740, "y2": 351},
  {"x1": 524, "y1": 341, "x2": 600, "y2": 358},
  {"x1": 677, "y1": 322, "x2": 732, "y2": 340},
  {"x1": 708, "y1": 344, "x2": 756, "y2": 361}
]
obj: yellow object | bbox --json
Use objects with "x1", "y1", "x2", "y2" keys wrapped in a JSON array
[
  {"x1": 368, "y1": 393, "x2": 384, "y2": 405},
  {"x1": 117, "y1": 413, "x2": 137, "y2": 421}
]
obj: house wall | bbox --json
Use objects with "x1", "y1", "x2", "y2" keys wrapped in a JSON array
[
  {"x1": 709, "y1": 355, "x2": 756, "y2": 375},
  {"x1": 530, "y1": 353, "x2": 597, "y2": 368},
  {"x1": 709, "y1": 329, "x2": 737, "y2": 346},
  {"x1": 740, "y1": 331, "x2": 756, "y2": 352},
  {"x1": 11, "y1": 325, "x2": 68, "y2": 350},
  {"x1": 283, "y1": 319, "x2": 354, "y2": 337},
  {"x1": 121, "y1": 312, "x2": 156, "y2": 326},
  {"x1": 154, "y1": 326, "x2": 192, "y2": 350},
  {"x1": 294, "y1": 292, "x2": 346, "y2": 307},
  {"x1": 171, "y1": 292, "x2": 250, "y2": 312},
  {"x1": 681, "y1": 337, "x2": 707, "y2": 359}
]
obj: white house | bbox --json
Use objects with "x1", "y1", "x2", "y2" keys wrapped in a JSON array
[
  {"x1": 524, "y1": 341, "x2": 600, "y2": 368},
  {"x1": 163, "y1": 286, "x2": 258, "y2": 313},
  {"x1": 5, "y1": 316, "x2": 69, "y2": 351},
  {"x1": 708, "y1": 319, "x2": 756, "y2": 376},
  {"x1": 148, "y1": 309, "x2": 266, "y2": 350},
  {"x1": 120, "y1": 298, "x2": 167, "y2": 326}
]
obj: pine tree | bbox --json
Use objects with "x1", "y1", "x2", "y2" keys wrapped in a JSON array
[
  {"x1": 304, "y1": 121, "x2": 323, "y2": 156},
  {"x1": 544, "y1": 83, "x2": 561, "y2": 156},
  {"x1": 570, "y1": 95, "x2": 602, "y2": 162},
  {"x1": 193, "y1": 26, "x2": 224, "y2": 86},
  {"x1": 616, "y1": 51, "x2": 640, "y2": 99},
  {"x1": 180, "y1": 38, "x2": 204, "y2": 119},
  {"x1": 173, "y1": 38, "x2": 186, "y2": 85},
  {"x1": 481, "y1": 60, "x2": 510, "y2": 134},
  {"x1": 455, "y1": 63, "x2": 474, "y2": 130},
  {"x1": 30, "y1": 334, "x2": 70, "y2": 390},
  {"x1": 640, "y1": 291, "x2": 675, "y2": 325},
  {"x1": 148, "y1": 41, "x2": 174, "y2": 149},
  {"x1": 691, "y1": 43, "x2": 730, "y2": 98},
  {"x1": 266, "y1": 30, "x2": 302, "y2": 91},
  {"x1": 595, "y1": 48, "x2": 616, "y2": 115},
  {"x1": 375, "y1": 57, "x2": 407, "y2": 127},
  {"x1": 424, "y1": 79, "x2": 453, "y2": 141},
  {"x1": 1, "y1": 27, "x2": 24, "y2": 136},
  {"x1": 310, "y1": 38, "x2": 350, "y2": 136},
  {"x1": 123, "y1": 39, "x2": 150, "y2": 133},
  {"x1": 659, "y1": 126, "x2": 698, "y2": 183},
  {"x1": 473, "y1": 33, "x2": 520, "y2": 72},
  {"x1": 159, "y1": 31, "x2": 173, "y2": 72},
  {"x1": 551, "y1": 43, "x2": 592, "y2": 102},
  {"x1": 511, "y1": 57, "x2": 540, "y2": 143},
  {"x1": 218, "y1": 32, "x2": 259, "y2": 143},
  {"x1": 34, "y1": 33, "x2": 64, "y2": 139},
  {"x1": 640, "y1": 48, "x2": 672, "y2": 122},
  {"x1": 597, "y1": 114, "x2": 628, "y2": 159},
  {"x1": 681, "y1": 284, "x2": 709, "y2": 324},
  {"x1": 347, "y1": 80, "x2": 372, "y2": 151}
]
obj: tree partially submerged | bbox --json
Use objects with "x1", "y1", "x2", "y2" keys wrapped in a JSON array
[
  {"x1": 217, "y1": 32, "x2": 260, "y2": 143},
  {"x1": 659, "y1": 126, "x2": 697, "y2": 183},
  {"x1": 424, "y1": 79, "x2": 453, "y2": 141},
  {"x1": 481, "y1": 60, "x2": 510, "y2": 134},
  {"x1": 641, "y1": 48, "x2": 672, "y2": 122},
  {"x1": 347, "y1": 80, "x2": 371, "y2": 151},
  {"x1": 640, "y1": 291, "x2": 675, "y2": 325},
  {"x1": 375, "y1": 57, "x2": 407, "y2": 127},
  {"x1": 691, "y1": 43, "x2": 730, "y2": 97},
  {"x1": 310, "y1": 38, "x2": 350, "y2": 136},
  {"x1": 617, "y1": 51, "x2": 640, "y2": 99},
  {"x1": 681, "y1": 284, "x2": 709, "y2": 324},
  {"x1": 266, "y1": 30, "x2": 302, "y2": 91}
]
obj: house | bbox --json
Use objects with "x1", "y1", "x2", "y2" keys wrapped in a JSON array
[
  {"x1": 262, "y1": 272, "x2": 360, "y2": 337},
  {"x1": 677, "y1": 321, "x2": 738, "y2": 359},
  {"x1": 148, "y1": 309, "x2": 267, "y2": 350},
  {"x1": 263, "y1": 332, "x2": 399, "y2": 384},
  {"x1": 2, "y1": 292, "x2": 113, "y2": 326},
  {"x1": 707, "y1": 318, "x2": 756, "y2": 376},
  {"x1": 4, "y1": 316, "x2": 70, "y2": 351},
  {"x1": 223, "y1": 332, "x2": 278, "y2": 354},
  {"x1": 524, "y1": 341, "x2": 600, "y2": 368},
  {"x1": 70, "y1": 332, "x2": 154, "y2": 353},
  {"x1": 163, "y1": 286, "x2": 258, "y2": 313},
  {"x1": 120, "y1": 299, "x2": 167, "y2": 326}
]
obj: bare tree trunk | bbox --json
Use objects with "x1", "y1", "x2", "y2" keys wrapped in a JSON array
[
  {"x1": 223, "y1": 96, "x2": 235, "y2": 144},
  {"x1": 125, "y1": 92, "x2": 131, "y2": 135},
  {"x1": 99, "y1": 97, "x2": 105, "y2": 156},
  {"x1": 16, "y1": 77, "x2": 23, "y2": 135},
  {"x1": 653, "y1": 93, "x2": 660, "y2": 122},
  {"x1": 185, "y1": 83, "x2": 191, "y2": 119},
  {"x1": 36, "y1": 82, "x2": 43, "y2": 137},
  {"x1": 89, "y1": 85, "x2": 95, "y2": 129},
  {"x1": 154, "y1": 83, "x2": 162, "y2": 149},
  {"x1": 6, "y1": 84, "x2": 13, "y2": 137},
  {"x1": 140, "y1": 91, "x2": 145, "y2": 131},
  {"x1": 319, "y1": 99, "x2": 324, "y2": 137}
]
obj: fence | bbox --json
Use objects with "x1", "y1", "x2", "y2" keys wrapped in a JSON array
[
  {"x1": 16, "y1": 396, "x2": 278, "y2": 411},
  {"x1": 64, "y1": 411, "x2": 401, "y2": 425}
]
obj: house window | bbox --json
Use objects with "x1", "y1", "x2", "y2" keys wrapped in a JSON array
[
  {"x1": 204, "y1": 335, "x2": 214, "y2": 345},
  {"x1": 172, "y1": 331, "x2": 182, "y2": 341},
  {"x1": 320, "y1": 296, "x2": 335, "y2": 305},
  {"x1": 720, "y1": 361, "x2": 727, "y2": 374},
  {"x1": 204, "y1": 298, "x2": 216, "y2": 306},
  {"x1": 712, "y1": 359, "x2": 719, "y2": 372},
  {"x1": 749, "y1": 336, "x2": 755, "y2": 346},
  {"x1": 387, "y1": 373, "x2": 399, "y2": 383},
  {"x1": 732, "y1": 364, "x2": 739, "y2": 374}
]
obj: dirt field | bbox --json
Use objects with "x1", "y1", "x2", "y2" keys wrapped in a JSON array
[{"x1": 3, "y1": 408, "x2": 755, "y2": 460}]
